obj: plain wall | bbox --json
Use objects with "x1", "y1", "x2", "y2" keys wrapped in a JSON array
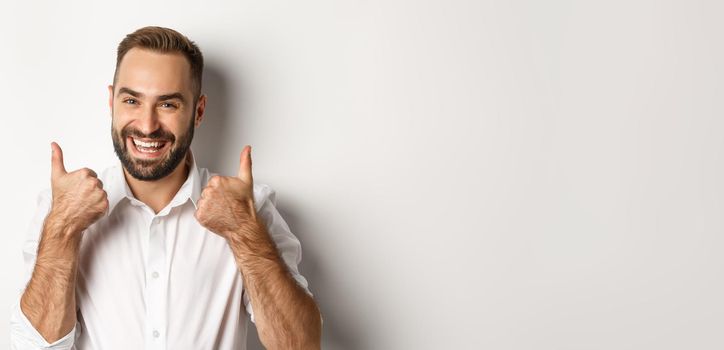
[{"x1": 2, "y1": 1, "x2": 723, "y2": 349}]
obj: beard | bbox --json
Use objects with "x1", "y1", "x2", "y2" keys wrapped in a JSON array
[{"x1": 111, "y1": 114, "x2": 195, "y2": 182}]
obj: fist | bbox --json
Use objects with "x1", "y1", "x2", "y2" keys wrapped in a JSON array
[
  {"x1": 194, "y1": 145, "x2": 259, "y2": 239},
  {"x1": 49, "y1": 142, "x2": 109, "y2": 236}
]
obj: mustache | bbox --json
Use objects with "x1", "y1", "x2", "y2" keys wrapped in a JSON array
[{"x1": 121, "y1": 127, "x2": 175, "y2": 142}]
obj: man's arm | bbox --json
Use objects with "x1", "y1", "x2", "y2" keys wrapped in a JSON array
[
  {"x1": 10, "y1": 189, "x2": 80, "y2": 349},
  {"x1": 19, "y1": 213, "x2": 82, "y2": 343},
  {"x1": 229, "y1": 218, "x2": 322, "y2": 350},
  {"x1": 193, "y1": 146, "x2": 322, "y2": 349},
  {"x1": 11, "y1": 142, "x2": 108, "y2": 346}
]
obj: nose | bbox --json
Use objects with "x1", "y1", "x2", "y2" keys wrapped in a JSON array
[{"x1": 136, "y1": 105, "x2": 161, "y2": 136}]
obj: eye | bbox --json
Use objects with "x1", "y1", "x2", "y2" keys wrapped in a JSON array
[
  {"x1": 160, "y1": 102, "x2": 177, "y2": 109},
  {"x1": 123, "y1": 98, "x2": 138, "y2": 105}
]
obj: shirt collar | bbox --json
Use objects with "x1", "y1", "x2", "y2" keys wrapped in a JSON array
[{"x1": 106, "y1": 148, "x2": 202, "y2": 216}]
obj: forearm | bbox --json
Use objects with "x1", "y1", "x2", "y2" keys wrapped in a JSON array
[
  {"x1": 227, "y1": 220, "x2": 322, "y2": 350},
  {"x1": 20, "y1": 213, "x2": 81, "y2": 343}
]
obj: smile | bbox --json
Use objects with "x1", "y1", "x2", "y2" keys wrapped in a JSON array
[{"x1": 127, "y1": 136, "x2": 170, "y2": 159}]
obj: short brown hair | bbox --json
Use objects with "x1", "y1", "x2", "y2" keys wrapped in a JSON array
[{"x1": 113, "y1": 26, "x2": 204, "y2": 100}]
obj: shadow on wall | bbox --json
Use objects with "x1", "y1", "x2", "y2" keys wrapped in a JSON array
[{"x1": 193, "y1": 62, "x2": 365, "y2": 350}]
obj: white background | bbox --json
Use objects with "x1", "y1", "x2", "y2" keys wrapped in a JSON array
[{"x1": 2, "y1": 1, "x2": 723, "y2": 349}]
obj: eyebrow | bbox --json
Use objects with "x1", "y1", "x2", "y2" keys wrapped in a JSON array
[{"x1": 117, "y1": 87, "x2": 186, "y2": 103}]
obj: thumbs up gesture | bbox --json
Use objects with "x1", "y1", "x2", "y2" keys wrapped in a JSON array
[
  {"x1": 49, "y1": 142, "x2": 109, "y2": 238},
  {"x1": 194, "y1": 145, "x2": 260, "y2": 240}
]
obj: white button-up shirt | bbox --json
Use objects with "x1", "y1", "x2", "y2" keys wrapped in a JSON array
[{"x1": 10, "y1": 150, "x2": 313, "y2": 349}]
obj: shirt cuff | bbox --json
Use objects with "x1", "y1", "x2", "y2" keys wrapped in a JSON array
[{"x1": 10, "y1": 298, "x2": 77, "y2": 349}]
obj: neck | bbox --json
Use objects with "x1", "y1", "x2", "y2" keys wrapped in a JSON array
[{"x1": 123, "y1": 151, "x2": 191, "y2": 214}]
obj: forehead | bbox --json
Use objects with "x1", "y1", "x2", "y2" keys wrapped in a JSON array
[{"x1": 115, "y1": 48, "x2": 193, "y2": 97}]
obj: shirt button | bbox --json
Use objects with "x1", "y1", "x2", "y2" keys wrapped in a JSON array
[
  {"x1": 153, "y1": 330, "x2": 160, "y2": 338},
  {"x1": 152, "y1": 271, "x2": 160, "y2": 279}
]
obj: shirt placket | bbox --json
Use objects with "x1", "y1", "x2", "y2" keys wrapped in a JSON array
[{"x1": 145, "y1": 214, "x2": 168, "y2": 349}]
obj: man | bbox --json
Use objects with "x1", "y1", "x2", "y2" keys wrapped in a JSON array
[{"x1": 10, "y1": 26, "x2": 322, "y2": 349}]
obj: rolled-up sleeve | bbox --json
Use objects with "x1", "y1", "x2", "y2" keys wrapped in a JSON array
[
  {"x1": 243, "y1": 184, "x2": 317, "y2": 324},
  {"x1": 10, "y1": 188, "x2": 80, "y2": 349}
]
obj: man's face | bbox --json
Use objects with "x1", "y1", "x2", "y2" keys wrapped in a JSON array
[{"x1": 109, "y1": 48, "x2": 204, "y2": 181}]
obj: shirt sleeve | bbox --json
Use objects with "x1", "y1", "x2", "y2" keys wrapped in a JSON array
[
  {"x1": 243, "y1": 184, "x2": 317, "y2": 324},
  {"x1": 10, "y1": 188, "x2": 81, "y2": 349}
]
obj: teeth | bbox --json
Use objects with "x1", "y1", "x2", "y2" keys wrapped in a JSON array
[
  {"x1": 137, "y1": 146, "x2": 159, "y2": 153},
  {"x1": 132, "y1": 138, "x2": 164, "y2": 148}
]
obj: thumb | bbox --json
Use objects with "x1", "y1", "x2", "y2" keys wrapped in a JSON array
[
  {"x1": 237, "y1": 145, "x2": 253, "y2": 182},
  {"x1": 51, "y1": 142, "x2": 67, "y2": 178}
]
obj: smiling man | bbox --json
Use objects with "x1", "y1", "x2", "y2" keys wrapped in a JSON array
[{"x1": 10, "y1": 26, "x2": 322, "y2": 349}]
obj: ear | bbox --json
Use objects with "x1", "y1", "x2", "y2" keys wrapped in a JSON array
[
  {"x1": 194, "y1": 94, "x2": 207, "y2": 128},
  {"x1": 107, "y1": 85, "x2": 114, "y2": 113}
]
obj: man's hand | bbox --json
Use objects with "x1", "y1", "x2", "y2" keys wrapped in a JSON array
[
  {"x1": 49, "y1": 142, "x2": 109, "y2": 237},
  {"x1": 195, "y1": 145, "x2": 260, "y2": 239}
]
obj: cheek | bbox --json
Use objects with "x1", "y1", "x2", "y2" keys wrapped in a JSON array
[
  {"x1": 111, "y1": 107, "x2": 136, "y2": 126},
  {"x1": 111, "y1": 117, "x2": 130, "y2": 135},
  {"x1": 167, "y1": 119, "x2": 192, "y2": 138}
]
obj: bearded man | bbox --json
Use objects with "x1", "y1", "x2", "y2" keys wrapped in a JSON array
[{"x1": 10, "y1": 26, "x2": 322, "y2": 350}]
